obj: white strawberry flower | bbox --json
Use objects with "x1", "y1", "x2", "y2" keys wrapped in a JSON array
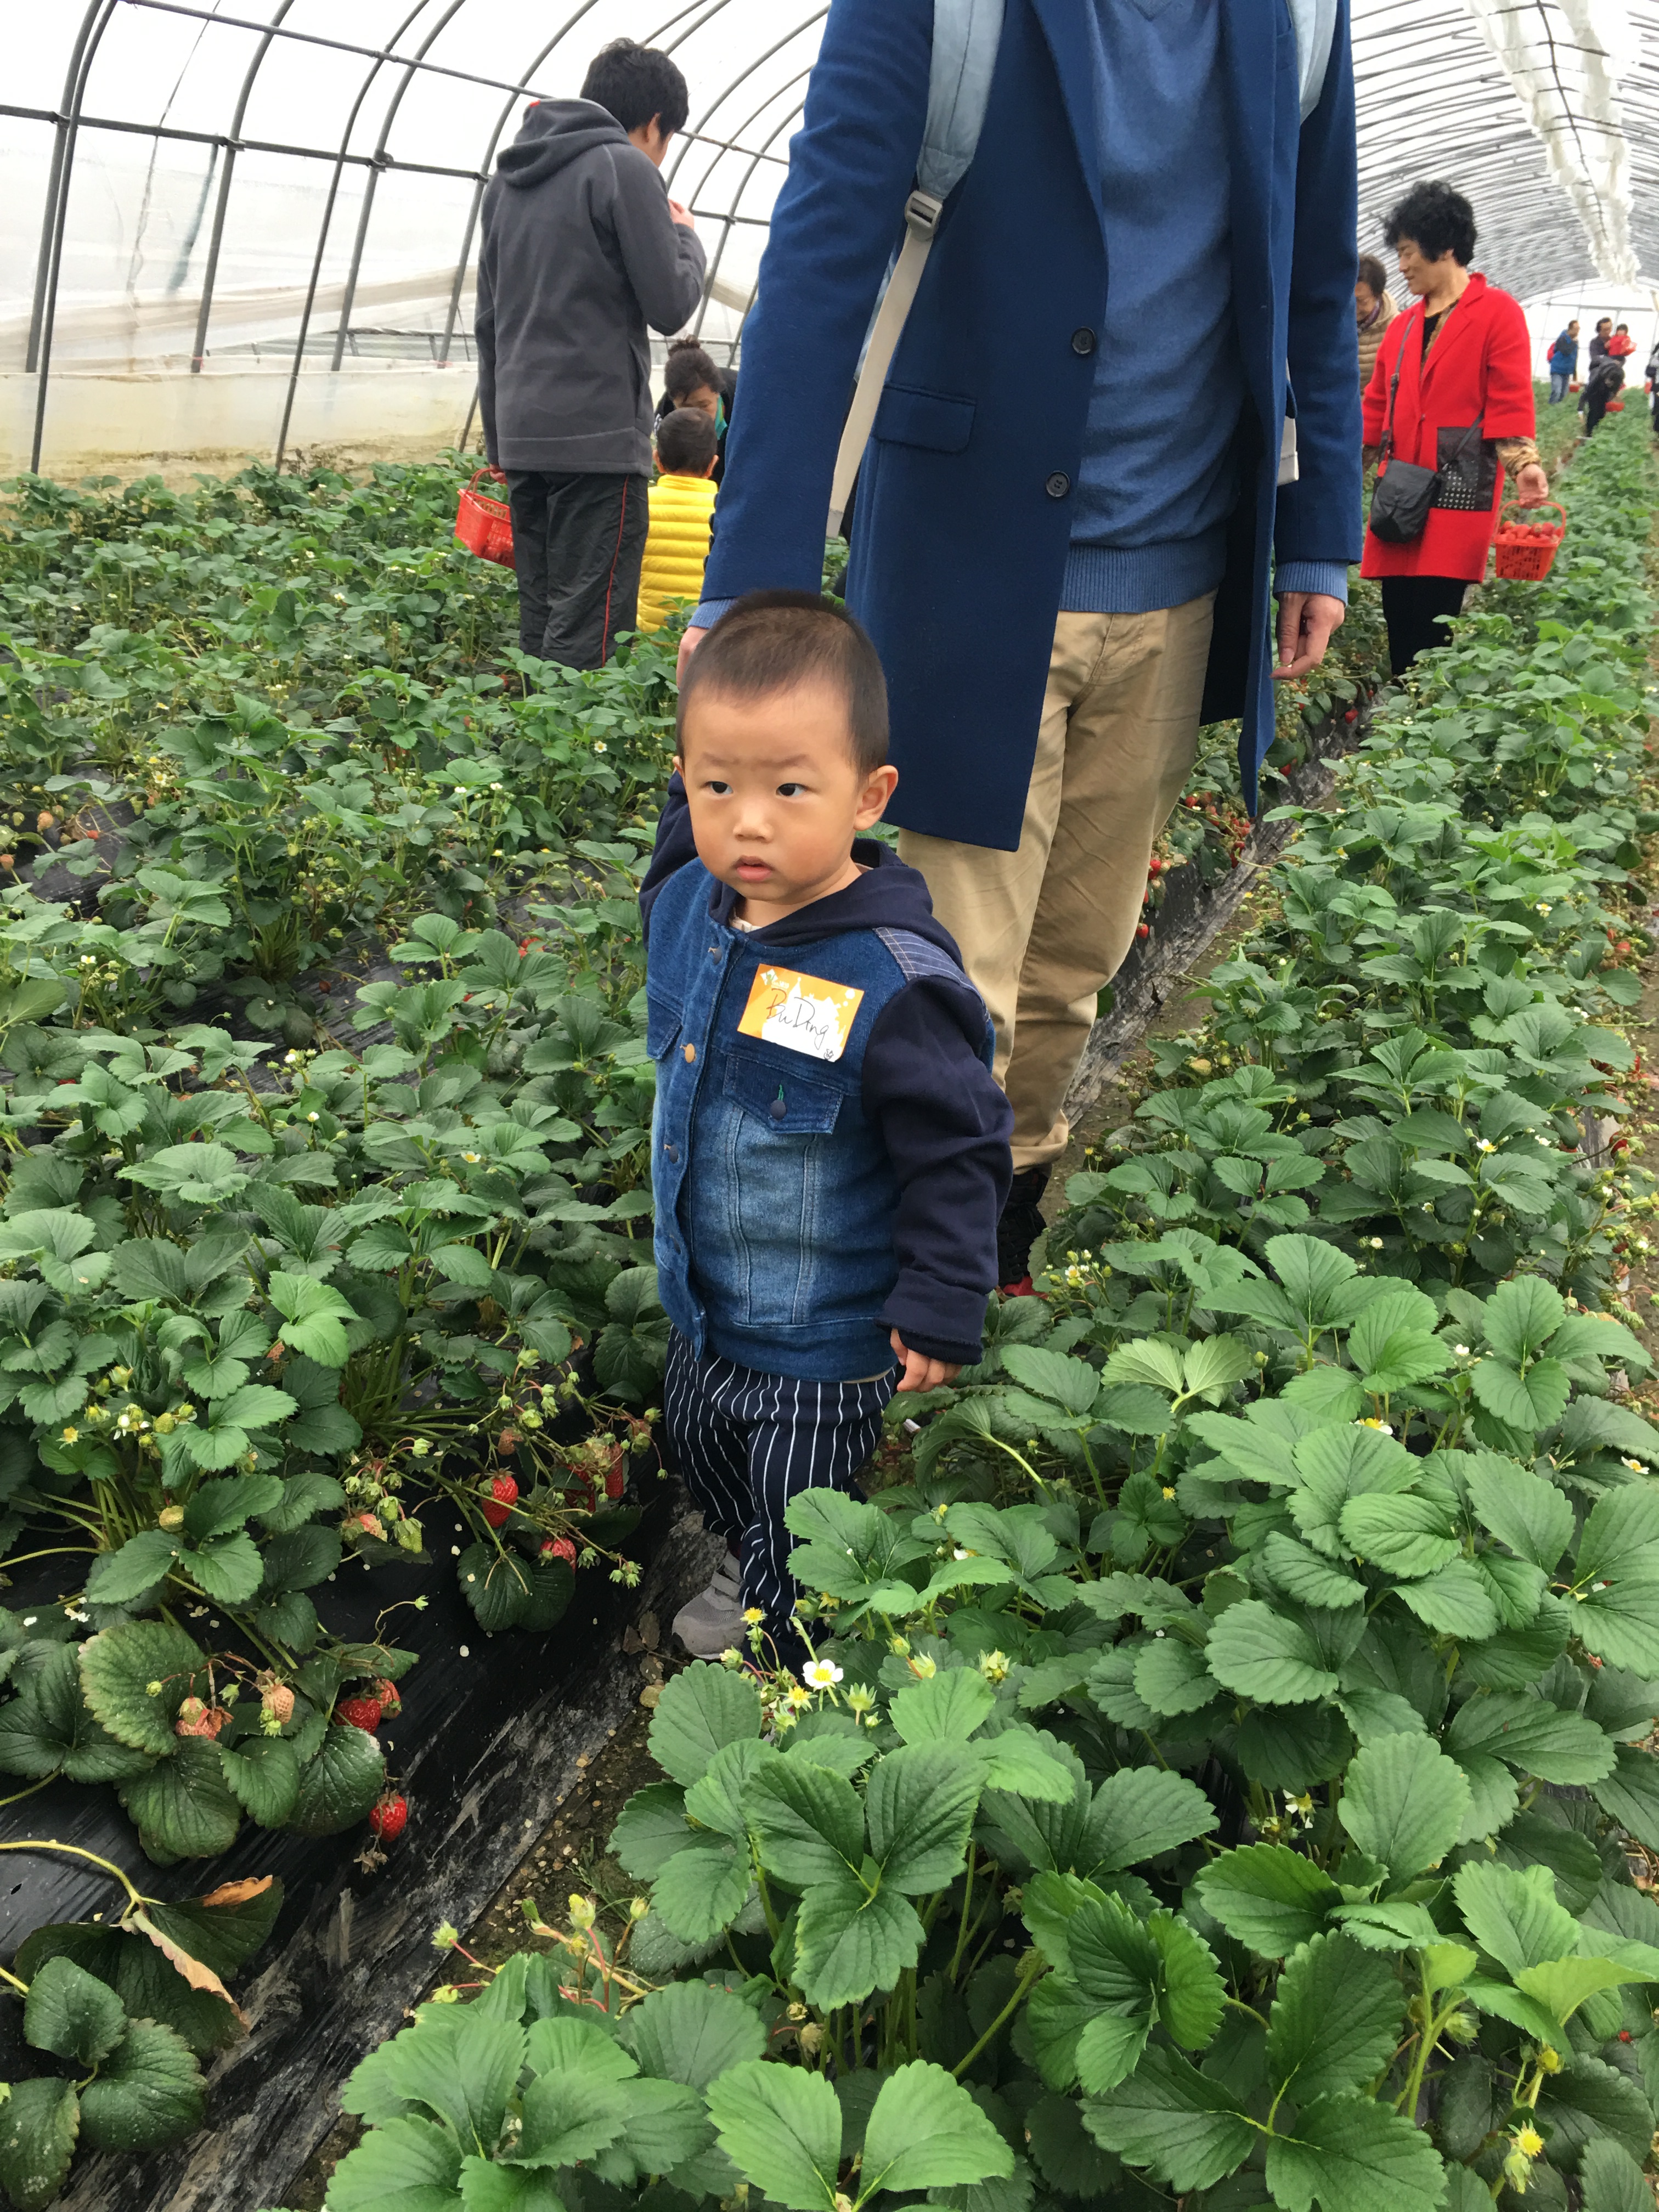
[{"x1": 803, "y1": 1659, "x2": 843, "y2": 1689}]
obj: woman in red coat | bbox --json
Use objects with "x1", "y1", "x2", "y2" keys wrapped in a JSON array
[{"x1": 1361, "y1": 181, "x2": 1549, "y2": 673}]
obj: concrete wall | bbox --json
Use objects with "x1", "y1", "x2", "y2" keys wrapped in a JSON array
[{"x1": 1, "y1": 364, "x2": 483, "y2": 485}]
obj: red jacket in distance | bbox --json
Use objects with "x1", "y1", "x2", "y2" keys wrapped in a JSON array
[{"x1": 1361, "y1": 272, "x2": 1536, "y2": 582}]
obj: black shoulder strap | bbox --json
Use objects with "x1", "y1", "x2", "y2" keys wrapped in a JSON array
[{"x1": 1378, "y1": 312, "x2": 1415, "y2": 465}]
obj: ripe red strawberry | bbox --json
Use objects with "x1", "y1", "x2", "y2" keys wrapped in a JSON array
[
  {"x1": 605, "y1": 1460, "x2": 625, "y2": 1501},
  {"x1": 541, "y1": 1535, "x2": 578, "y2": 1565},
  {"x1": 337, "y1": 1694, "x2": 383, "y2": 1734},
  {"x1": 481, "y1": 1472, "x2": 518, "y2": 1528},
  {"x1": 374, "y1": 1677, "x2": 402, "y2": 1719},
  {"x1": 1136, "y1": 923, "x2": 1150, "y2": 941},
  {"x1": 369, "y1": 1792, "x2": 408, "y2": 1843}
]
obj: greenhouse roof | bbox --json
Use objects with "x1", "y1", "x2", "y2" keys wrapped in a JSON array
[{"x1": 2, "y1": 0, "x2": 1653, "y2": 472}]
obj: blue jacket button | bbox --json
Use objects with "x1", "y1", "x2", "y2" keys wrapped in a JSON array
[
  {"x1": 1046, "y1": 471, "x2": 1071, "y2": 499},
  {"x1": 663, "y1": 1142, "x2": 679, "y2": 1161},
  {"x1": 1071, "y1": 327, "x2": 1096, "y2": 355},
  {"x1": 770, "y1": 1097, "x2": 787, "y2": 1121}
]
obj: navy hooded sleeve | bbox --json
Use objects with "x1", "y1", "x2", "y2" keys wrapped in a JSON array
[{"x1": 862, "y1": 977, "x2": 1013, "y2": 1367}]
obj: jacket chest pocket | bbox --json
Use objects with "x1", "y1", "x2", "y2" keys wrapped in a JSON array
[{"x1": 710, "y1": 1048, "x2": 850, "y2": 1326}]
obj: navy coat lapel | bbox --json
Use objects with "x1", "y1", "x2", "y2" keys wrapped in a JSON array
[{"x1": 1027, "y1": 0, "x2": 1105, "y2": 235}]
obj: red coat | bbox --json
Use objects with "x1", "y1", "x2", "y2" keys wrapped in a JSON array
[{"x1": 1360, "y1": 273, "x2": 1535, "y2": 582}]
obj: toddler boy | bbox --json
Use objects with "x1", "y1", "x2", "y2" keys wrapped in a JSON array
[
  {"x1": 641, "y1": 591, "x2": 1012, "y2": 1666},
  {"x1": 636, "y1": 407, "x2": 719, "y2": 633}
]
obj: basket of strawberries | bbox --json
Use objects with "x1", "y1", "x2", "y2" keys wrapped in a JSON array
[
  {"x1": 454, "y1": 467, "x2": 515, "y2": 567},
  {"x1": 1493, "y1": 499, "x2": 1566, "y2": 582}
]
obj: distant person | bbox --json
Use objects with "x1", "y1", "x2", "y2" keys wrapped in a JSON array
[
  {"x1": 1362, "y1": 181, "x2": 1547, "y2": 674},
  {"x1": 636, "y1": 407, "x2": 719, "y2": 632},
  {"x1": 1608, "y1": 322, "x2": 1637, "y2": 364},
  {"x1": 1584, "y1": 317, "x2": 1613, "y2": 388},
  {"x1": 475, "y1": 40, "x2": 706, "y2": 669},
  {"x1": 1356, "y1": 255, "x2": 1397, "y2": 387},
  {"x1": 653, "y1": 338, "x2": 737, "y2": 482},
  {"x1": 1546, "y1": 319, "x2": 1579, "y2": 403},
  {"x1": 1647, "y1": 338, "x2": 1659, "y2": 437}
]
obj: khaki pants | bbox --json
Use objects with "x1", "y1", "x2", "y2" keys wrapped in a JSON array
[{"x1": 900, "y1": 594, "x2": 1215, "y2": 1170}]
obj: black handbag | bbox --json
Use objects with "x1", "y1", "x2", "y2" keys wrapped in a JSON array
[{"x1": 1369, "y1": 315, "x2": 1483, "y2": 545}]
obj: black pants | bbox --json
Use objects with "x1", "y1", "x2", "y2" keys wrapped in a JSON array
[
  {"x1": 1584, "y1": 386, "x2": 1615, "y2": 437},
  {"x1": 504, "y1": 470, "x2": 648, "y2": 668},
  {"x1": 1380, "y1": 575, "x2": 1467, "y2": 675}
]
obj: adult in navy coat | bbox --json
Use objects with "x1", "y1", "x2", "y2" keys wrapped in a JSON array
[{"x1": 680, "y1": 0, "x2": 1362, "y2": 1278}]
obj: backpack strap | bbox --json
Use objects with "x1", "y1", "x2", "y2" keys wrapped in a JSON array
[
  {"x1": 1284, "y1": 0, "x2": 1340, "y2": 121},
  {"x1": 827, "y1": 0, "x2": 1006, "y2": 535}
]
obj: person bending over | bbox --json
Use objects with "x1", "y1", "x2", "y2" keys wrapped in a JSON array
[{"x1": 641, "y1": 592, "x2": 1012, "y2": 1666}]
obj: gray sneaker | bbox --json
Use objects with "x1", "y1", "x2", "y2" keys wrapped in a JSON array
[{"x1": 672, "y1": 1551, "x2": 744, "y2": 1658}]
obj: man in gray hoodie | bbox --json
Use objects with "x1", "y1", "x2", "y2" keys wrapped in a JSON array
[{"x1": 477, "y1": 40, "x2": 707, "y2": 668}]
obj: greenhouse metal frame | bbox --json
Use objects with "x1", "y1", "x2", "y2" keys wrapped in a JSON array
[{"x1": 1, "y1": 0, "x2": 1654, "y2": 476}]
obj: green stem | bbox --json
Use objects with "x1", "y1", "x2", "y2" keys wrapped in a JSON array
[
  {"x1": 950, "y1": 1851, "x2": 977, "y2": 1983},
  {"x1": 0, "y1": 1839, "x2": 148, "y2": 1913},
  {"x1": 951, "y1": 1953, "x2": 1047, "y2": 2078}
]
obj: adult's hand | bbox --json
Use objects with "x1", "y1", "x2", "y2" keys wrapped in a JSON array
[
  {"x1": 1271, "y1": 591, "x2": 1346, "y2": 682},
  {"x1": 676, "y1": 624, "x2": 707, "y2": 682},
  {"x1": 1513, "y1": 461, "x2": 1550, "y2": 507},
  {"x1": 667, "y1": 198, "x2": 695, "y2": 229}
]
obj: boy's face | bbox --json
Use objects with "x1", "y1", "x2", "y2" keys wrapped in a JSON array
[{"x1": 676, "y1": 681, "x2": 898, "y2": 925}]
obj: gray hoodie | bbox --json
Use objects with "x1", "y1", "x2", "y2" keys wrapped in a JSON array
[{"x1": 477, "y1": 99, "x2": 707, "y2": 475}]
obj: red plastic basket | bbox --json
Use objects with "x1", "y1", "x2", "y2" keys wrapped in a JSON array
[
  {"x1": 1606, "y1": 399, "x2": 1625, "y2": 413},
  {"x1": 455, "y1": 469, "x2": 515, "y2": 567},
  {"x1": 1493, "y1": 499, "x2": 1566, "y2": 582}
]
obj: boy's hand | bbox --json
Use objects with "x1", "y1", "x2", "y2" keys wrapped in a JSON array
[
  {"x1": 668, "y1": 198, "x2": 695, "y2": 229},
  {"x1": 891, "y1": 1330, "x2": 960, "y2": 1395}
]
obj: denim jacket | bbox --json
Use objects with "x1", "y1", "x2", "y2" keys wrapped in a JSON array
[{"x1": 644, "y1": 834, "x2": 1011, "y2": 1381}]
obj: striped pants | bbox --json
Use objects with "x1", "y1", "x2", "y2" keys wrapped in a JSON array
[{"x1": 663, "y1": 1329, "x2": 896, "y2": 1661}]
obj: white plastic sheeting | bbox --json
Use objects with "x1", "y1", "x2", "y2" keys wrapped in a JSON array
[{"x1": 1, "y1": 0, "x2": 1654, "y2": 476}]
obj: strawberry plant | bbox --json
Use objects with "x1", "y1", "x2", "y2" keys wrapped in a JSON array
[{"x1": 0, "y1": 1847, "x2": 280, "y2": 2209}]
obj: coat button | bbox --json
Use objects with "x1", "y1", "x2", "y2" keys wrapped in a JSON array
[
  {"x1": 770, "y1": 1096, "x2": 787, "y2": 1121},
  {"x1": 662, "y1": 1142, "x2": 679, "y2": 1161},
  {"x1": 683, "y1": 1042, "x2": 696, "y2": 1063},
  {"x1": 1071, "y1": 326, "x2": 1096, "y2": 355},
  {"x1": 709, "y1": 946, "x2": 722, "y2": 960},
  {"x1": 1046, "y1": 471, "x2": 1071, "y2": 499}
]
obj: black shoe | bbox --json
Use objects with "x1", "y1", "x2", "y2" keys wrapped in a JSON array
[{"x1": 997, "y1": 1165, "x2": 1052, "y2": 1288}]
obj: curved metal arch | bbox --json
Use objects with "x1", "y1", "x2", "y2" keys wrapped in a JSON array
[
  {"x1": 274, "y1": 0, "x2": 438, "y2": 467},
  {"x1": 29, "y1": 0, "x2": 122, "y2": 471},
  {"x1": 663, "y1": 8, "x2": 828, "y2": 195},
  {"x1": 686, "y1": 69, "x2": 812, "y2": 340},
  {"x1": 25, "y1": 3, "x2": 109, "y2": 375},
  {"x1": 190, "y1": 0, "x2": 300, "y2": 371},
  {"x1": 330, "y1": 0, "x2": 473, "y2": 371}
]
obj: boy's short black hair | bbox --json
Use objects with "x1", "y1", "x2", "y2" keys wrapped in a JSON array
[
  {"x1": 1383, "y1": 180, "x2": 1477, "y2": 266},
  {"x1": 1617, "y1": 322, "x2": 1630, "y2": 333},
  {"x1": 1356, "y1": 253, "x2": 1387, "y2": 296},
  {"x1": 656, "y1": 407, "x2": 718, "y2": 475},
  {"x1": 664, "y1": 338, "x2": 721, "y2": 403},
  {"x1": 580, "y1": 39, "x2": 689, "y2": 136},
  {"x1": 678, "y1": 591, "x2": 888, "y2": 776}
]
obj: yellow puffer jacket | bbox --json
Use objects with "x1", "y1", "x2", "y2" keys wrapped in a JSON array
[{"x1": 637, "y1": 473, "x2": 718, "y2": 632}]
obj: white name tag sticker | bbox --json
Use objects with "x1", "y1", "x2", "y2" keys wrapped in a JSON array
[{"x1": 737, "y1": 965, "x2": 864, "y2": 1063}]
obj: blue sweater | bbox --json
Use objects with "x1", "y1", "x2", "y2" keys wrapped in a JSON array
[{"x1": 1064, "y1": 0, "x2": 1344, "y2": 615}]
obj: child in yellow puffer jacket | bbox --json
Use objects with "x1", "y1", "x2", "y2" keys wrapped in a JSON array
[{"x1": 637, "y1": 408, "x2": 719, "y2": 633}]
